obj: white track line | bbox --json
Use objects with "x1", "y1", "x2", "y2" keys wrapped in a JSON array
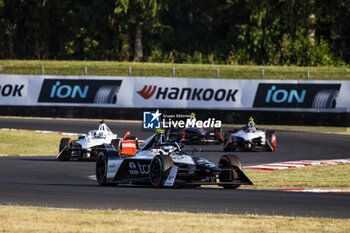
[{"x1": 281, "y1": 188, "x2": 350, "y2": 193}]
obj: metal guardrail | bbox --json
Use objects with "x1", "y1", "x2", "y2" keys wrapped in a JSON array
[{"x1": 0, "y1": 65, "x2": 349, "y2": 80}]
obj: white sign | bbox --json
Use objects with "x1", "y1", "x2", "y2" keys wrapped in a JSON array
[{"x1": 0, "y1": 75, "x2": 349, "y2": 112}]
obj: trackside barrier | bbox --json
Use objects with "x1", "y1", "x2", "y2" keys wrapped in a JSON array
[{"x1": 0, "y1": 74, "x2": 349, "y2": 125}]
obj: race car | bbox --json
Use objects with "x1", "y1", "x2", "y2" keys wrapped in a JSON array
[
  {"x1": 57, "y1": 121, "x2": 138, "y2": 161},
  {"x1": 95, "y1": 131, "x2": 253, "y2": 189},
  {"x1": 165, "y1": 127, "x2": 224, "y2": 145},
  {"x1": 223, "y1": 119, "x2": 276, "y2": 152}
]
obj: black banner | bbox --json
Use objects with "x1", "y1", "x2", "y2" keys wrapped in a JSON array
[
  {"x1": 253, "y1": 83, "x2": 341, "y2": 108},
  {"x1": 38, "y1": 79, "x2": 122, "y2": 103}
]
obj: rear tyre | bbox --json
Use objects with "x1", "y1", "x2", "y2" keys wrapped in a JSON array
[
  {"x1": 218, "y1": 154, "x2": 242, "y2": 189},
  {"x1": 58, "y1": 138, "x2": 72, "y2": 161},
  {"x1": 265, "y1": 131, "x2": 277, "y2": 152},
  {"x1": 149, "y1": 154, "x2": 173, "y2": 188},
  {"x1": 111, "y1": 139, "x2": 122, "y2": 156}
]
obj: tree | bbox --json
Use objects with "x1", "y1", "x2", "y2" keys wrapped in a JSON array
[{"x1": 114, "y1": 0, "x2": 162, "y2": 62}]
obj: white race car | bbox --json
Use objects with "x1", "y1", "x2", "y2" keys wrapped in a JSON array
[
  {"x1": 95, "y1": 131, "x2": 253, "y2": 188},
  {"x1": 57, "y1": 121, "x2": 138, "y2": 161},
  {"x1": 223, "y1": 120, "x2": 276, "y2": 152}
]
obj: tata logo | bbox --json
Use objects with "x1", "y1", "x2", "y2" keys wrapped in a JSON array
[
  {"x1": 143, "y1": 109, "x2": 161, "y2": 129},
  {"x1": 265, "y1": 85, "x2": 306, "y2": 104},
  {"x1": 38, "y1": 79, "x2": 122, "y2": 103},
  {"x1": 128, "y1": 162, "x2": 137, "y2": 169},
  {"x1": 253, "y1": 83, "x2": 341, "y2": 108}
]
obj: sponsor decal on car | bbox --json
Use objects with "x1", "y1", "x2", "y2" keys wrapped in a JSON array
[
  {"x1": 122, "y1": 140, "x2": 137, "y2": 156},
  {"x1": 253, "y1": 83, "x2": 341, "y2": 108},
  {"x1": 38, "y1": 79, "x2": 122, "y2": 104},
  {"x1": 128, "y1": 161, "x2": 150, "y2": 175},
  {"x1": 128, "y1": 162, "x2": 139, "y2": 174},
  {"x1": 137, "y1": 162, "x2": 150, "y2": 175}
]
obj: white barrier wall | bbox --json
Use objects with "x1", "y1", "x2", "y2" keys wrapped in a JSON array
[{"x1": 0, "y1": 75, "x2": 349, "y2": 112}]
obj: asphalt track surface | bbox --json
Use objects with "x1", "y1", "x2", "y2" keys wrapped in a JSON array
[{"x1": 0, "y1": 118, "x2": 350, "y2": 218}]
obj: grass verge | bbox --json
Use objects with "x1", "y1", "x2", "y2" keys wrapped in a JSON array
[
  {"x1": 0, "y1": 130, "x2": 64, "y2": 156},
  {"x1": 0, "y1": 205, "x2": 349, "y2": 233},
  {"x1": 1, "y1": 60, "x2": 350, "y2": 80},
  {"x1": 244, "y1": 163, "x2": 350, "y2": 190}
]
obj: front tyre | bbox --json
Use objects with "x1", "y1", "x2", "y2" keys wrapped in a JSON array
[
  {"x1": 218, "y1": 154, "x2": 243, "y2": 189},
  {"x1": 96, "y1": 152, "x2": 108, "y2": 185},
  {"x1": 58, "y1": 138, "x2": 72, "y2": 161},
  {"x1": 149, "y1": 154, "x2": 173, "y2": 188}
]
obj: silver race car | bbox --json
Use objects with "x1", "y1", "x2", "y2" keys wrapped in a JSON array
[
  {"x1": 95, "y1": 131, "x2": 253, "y2": 189},
  {"x1": 223, "y1": 119, "x2": 276, "y2": 152},
  {"x1": 57, "y1": 121, "x2": 138, "y2": 161}
]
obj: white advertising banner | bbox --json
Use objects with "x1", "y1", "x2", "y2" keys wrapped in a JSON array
[{"x1": 0, "y1": 75, "x2": 349, "y2": 112}]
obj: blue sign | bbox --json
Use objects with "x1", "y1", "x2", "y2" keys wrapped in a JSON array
[{"x1": 143, "y1": 110, "x2": 161, "y2": 129}]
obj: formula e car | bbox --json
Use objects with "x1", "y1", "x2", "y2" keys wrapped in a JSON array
[
  {"x1": 165, "y1": 127, "x2": 224, "y2": 145},
  {"x1": 57, "y1": 121, "x2": 138, "y2": 161},
  {"x1": 95, "y1": 131, "x2": 253, "y2": 188},
  {"x1": 223, "y1": 120, "x2": 276, "y2": 152}
]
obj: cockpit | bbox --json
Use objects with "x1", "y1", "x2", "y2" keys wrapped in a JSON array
[
  {"x1": 93, "y1": 123, "x2": 113, "y2": 139},
  {"x1": 243, "y1": 120, "x2": 257, "y2": 132},
  {"x1": 139, "y1": 132, "x2": 183, "y2": 154},
  {"x1": 140, "y1": 133, "x2": 166, "y2": 151}
]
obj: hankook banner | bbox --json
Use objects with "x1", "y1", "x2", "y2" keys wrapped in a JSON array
[{"x1": 0, "y1": 75, "x2": 349, "y2": 112}]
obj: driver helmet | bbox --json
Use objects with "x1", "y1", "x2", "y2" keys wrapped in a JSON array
[
  {"x1": 247, "y1": 121, "x2": 256, "y2": 131},
  {"x1": 96, "y1": 131, "x2": 105, "y2": 138},
  {"x1": 162, "y1": 145, "x2": 175, "y2": 154}
]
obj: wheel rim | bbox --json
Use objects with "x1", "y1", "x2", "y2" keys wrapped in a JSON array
[{"x1": 150, "y1": 157, "x2": 162, "y2": 186}]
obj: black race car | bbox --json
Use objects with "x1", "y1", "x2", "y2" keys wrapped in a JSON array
[
  {"x1": 164, "y1": 127, "x2": 224, "y2": 145},
  {"x1": 96, "y1": 131, "x2": 253, "y2": 188}
]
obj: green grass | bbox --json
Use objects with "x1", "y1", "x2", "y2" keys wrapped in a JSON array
[
  {"x1": 1, "y1": 60, "x2": 350, "y2": 79},
  {"x1": 244, "y1": 163, "x2": 350, "y2": 190},
  {"x1": 0, "y1": 130, "x2": 66, "y2": 156}
]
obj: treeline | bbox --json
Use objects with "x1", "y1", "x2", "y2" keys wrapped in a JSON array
[{"x1": 1, "y1": 0, "x2": 350, "y2": 66}]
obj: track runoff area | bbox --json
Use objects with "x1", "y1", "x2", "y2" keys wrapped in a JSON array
[{"x1": 0, "y1": 117, "x2": 350, "y2": 219}]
